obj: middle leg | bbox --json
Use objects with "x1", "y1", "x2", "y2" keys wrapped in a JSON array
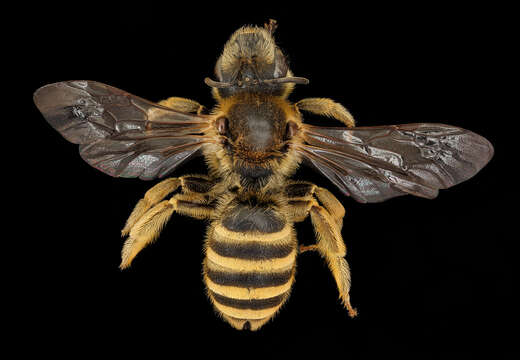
[
  {"x1": 121, "y1": 175, "x2": 215, "y2": 236},
  {"x1": 120, "y1": 192, "x2": 216, "y2": 269},
  {"x1": 120, "y1": 175, "x2": 216, "y2": 269}
]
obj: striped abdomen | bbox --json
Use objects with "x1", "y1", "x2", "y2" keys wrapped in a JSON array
[{"x1": 203, "y1": 203, "x2": 296, "y2": 331}]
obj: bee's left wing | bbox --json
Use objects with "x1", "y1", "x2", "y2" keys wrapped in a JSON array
[
  {"x1": 295, "y1": 123, "x2": 494, "y2": 203},
  {"x1": 34, "y1": 81, "x2": 215, "y2": 180}
]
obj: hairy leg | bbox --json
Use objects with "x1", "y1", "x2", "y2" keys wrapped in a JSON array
[
  {"x1": 120, "y1": 175, "x2": 215, "y2": 269},
  {"x1": 120, "y1": 193, "x2": 215, "y2": 269},
  {"x1": 285, "y1": 181, "x2": 345, "y2": 228},
  {"x1": 158, "y1": 97, "x2": 205, "y2": 114},
  {"x1": 295, "y1": 97, "x2": 355, "y2": 128},
  {"x1": 285, "y1": 182, "x2": 357, "y2": 317},
  {"x1": 121, "y1": 175, "x2": 214, "y2": 236}
]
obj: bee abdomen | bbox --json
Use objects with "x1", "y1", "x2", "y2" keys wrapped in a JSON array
[
  {"x1": 209, "y1": 291, "x2": 287, "y2": 310},
  {"x1": 221, "y1": 205, "x2": 284, "y2": 233},
  {"x1": 204, "y1": 205, "x2": 296, "y2": 331},
  {"x1": 204, "y1": 257, "x2": 295, "y2": 330}
]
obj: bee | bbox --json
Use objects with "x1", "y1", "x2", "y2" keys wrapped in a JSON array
[{"x1": 34, "y1": 19, "x2": 493, "y2": 331}]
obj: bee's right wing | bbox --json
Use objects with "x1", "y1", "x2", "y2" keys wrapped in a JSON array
[
  {"x1": 295, "y1": 123, "x2": 494, "y2": 203},
  {"x1": 34, "y1": 81, "x2": 215, "y2": 180}
]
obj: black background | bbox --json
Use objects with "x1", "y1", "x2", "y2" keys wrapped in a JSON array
[{"x1": 15, "y1": 1, "x2": 515, "y2": 358}]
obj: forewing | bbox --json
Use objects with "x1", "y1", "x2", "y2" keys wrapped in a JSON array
[
  {"x1": 297, "y1": 123, "x2": 494, "y2": 203},
  {"x1": 34, "y1": 81, "x2": 213, "y2": 179}
]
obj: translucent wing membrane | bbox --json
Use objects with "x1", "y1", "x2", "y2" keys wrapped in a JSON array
[
  {"x1": 34, "y1": 81, "x2": 213, "y2": 179},
  {"x1": 297, "y1": 123, "x2": 494, "y2": 203}
]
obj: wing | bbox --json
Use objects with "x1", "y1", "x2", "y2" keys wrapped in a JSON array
[
  {"x1": 295, "y1": 123, "x2": 494, "y2": 203},
  {"x1": 34, "y1": 81, "x2": 214, "y2": 180}
]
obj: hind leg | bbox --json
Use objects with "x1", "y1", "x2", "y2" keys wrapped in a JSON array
[
  {"x1": 286, "y1": 181, "x2": 345, "y2": 229},
  {"x1": 285, "y1": 182, "x2": 357, "y2": 317},
  {"x1": 309, "y1": 204, "x2": 357, "y2": 317}
]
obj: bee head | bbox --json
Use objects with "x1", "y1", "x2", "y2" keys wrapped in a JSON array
[{"x1": 206, "y1": 20, "x2": 309, "y2": 98}]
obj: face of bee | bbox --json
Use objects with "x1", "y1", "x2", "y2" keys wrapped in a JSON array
[
  {"x1": 212, "y1": 26, "x2": 292, "y2": 99},
  {"x1": 216, "y1": 26, "x2": 286, "y2": 82}
]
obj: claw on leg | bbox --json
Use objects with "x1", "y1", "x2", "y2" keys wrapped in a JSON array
[{"x1": 329, "y1": 256, "x2": 357, "y2": 318}]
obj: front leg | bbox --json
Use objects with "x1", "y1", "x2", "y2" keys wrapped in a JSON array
[
  {"x1": 158, "y1": 97, "x2": 206, "y2": 114},
  {"x1": 295, "y1": 97, "x2": 355, "y2": 128},
  {"x1": 285, "y1": 182, "x2": 357, "y2": 317}
]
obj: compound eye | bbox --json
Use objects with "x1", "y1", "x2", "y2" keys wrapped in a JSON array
[
  {"x1": 285, "y1": 121, "x2": 299, "y2": 140},
  {"x1": 216, "y1": 117, "x2": 228, "y2": 135}
]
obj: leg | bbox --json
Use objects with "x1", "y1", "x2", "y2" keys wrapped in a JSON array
[
  {"x1": 120, "y1": 192, "x2": 215, "y2": 269},
  {"x1": 158, "y1": 97, "x2": 206, "y2": 115},
  {"x1": 299, "y1": 244, "x2": 318, "y2": 253},
  {"x1": 120, "y1": 175, "x2": 215, "y2": 269},
  {"x1": 309, "y1": 204, "x2": 357, "y2": 317},
  {"x1": 121, "y1": 175, "x2": 214, "y2": 236},
  {"x1": 285, "y1": 182, "x2": 357, "y2": 317},
  {"x1": 295, "y1": 97, "x2": 355, "y2": 128},
  {"x1": 286, "y1": 181, "x2": 345, "y2": 229}
]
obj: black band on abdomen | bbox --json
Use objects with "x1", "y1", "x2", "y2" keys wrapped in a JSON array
[
  {"x1": 209, "y1": 290, "x2": 287, "y2": 310},
  {"x1": 209, "y1": 240, "x2": 293, "y2": 260},
  {"x1": 206, "y1": 268, "x2": 293, "y2": 288}
]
